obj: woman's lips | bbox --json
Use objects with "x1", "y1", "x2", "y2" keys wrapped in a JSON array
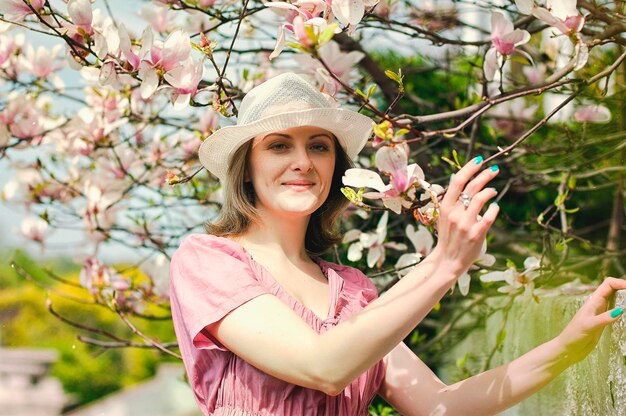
[{"x1": 282, "y1": 181, "x2": 315, "y2": 191}]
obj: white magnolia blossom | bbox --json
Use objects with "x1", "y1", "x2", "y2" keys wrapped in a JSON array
[
  {"x1": 479, "y1": 256, "x2": 541, "y2": 297},
  {"x1": 394, "y1": 224, "x2": 434, "y2": 277},
  {"x1": 456, "y1": 239, "x2": 496, "y2": 296},
  {"x1": 343, "y1": 211, "x2": 407, "y2": 268}
]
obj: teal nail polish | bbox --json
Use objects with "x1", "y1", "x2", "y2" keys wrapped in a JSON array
[
  {"x1": 474, "y1": 155, "x2": 483, "y2": 164},
  {"x1": 450, "y1": 173, "x2": 454, "y2": 181},
  {"x1": 611, "y1": 307, "x2": 623, "y2": 318},
  {"x1": 490, "y1": 165, "x2": 499, "y2": 172},
  {"x1": 491, "y1": 201, "x2": 499, "y2": 206}
]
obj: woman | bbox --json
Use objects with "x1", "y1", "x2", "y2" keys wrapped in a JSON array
[{"x1": 169, "y1": 72, "x2": 625, "y2": 416}]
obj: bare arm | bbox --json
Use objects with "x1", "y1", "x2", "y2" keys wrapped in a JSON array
[
  {"x1": 212, "y1": 254, "x2": 457, "y2": 395},
  {"x1": 377, "y1": 279, "x2": 625, "y2": 416},
  {"x1": 211, "y1": 157, "x2": 500, "y2": 395}
]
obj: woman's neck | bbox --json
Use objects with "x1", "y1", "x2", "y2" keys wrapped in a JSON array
[{"x1": 236, "y1": 210, "x2": 312, "y2": 263}]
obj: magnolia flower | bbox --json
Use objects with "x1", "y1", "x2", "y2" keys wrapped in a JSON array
[
  {"x1": 343, "y1": 211, "x2": 407, "y2": 268},
  {"x1": 293, "y1": 40, "x2": 364, "y2": 95},
  {"x1": 480, "y1": 256, "x2": 541, "y2": 297},
  {"x1": 0, "y1": 33, "x2": 24, "y2": 67},
  {"x1": 68, "y1": 0, "x2": 93, "y2": 35},
  {"x1": 484, "y1": 11, "x2": 532, "y2": 81},
  {"x1": 516, "y1": 0, "x2": 584, "y2": 36},
  {"x1": 456, "y1": 239, "x2": 496, "y2": 296},
  {"x1": 140, "y1": 253, "x2": 170, "y2": 302},
  {"x1": 514, "y1": 0, "x2": 587, "y2": 70},
  {"x1": 573, "y1": 104, "x2": 611, "y2": 123},
  {"x1": 394, "y1": 223, "x2": 434, "y2": 277},
  {"x1": 343, "y1": 144, "x2": 426, "y2": 214},
  {"x1": 332, "y1": 0, "x2": 379, "y2": 34},
  {"x1": 0, "y1": 0, "x2": 44, "y2": 22},
  {"x1": 138, "y1": 5, "x2": 176, "y2": 34},
  {"x1": 488, "y1": 98, "x2": 538, "y2": 139},
  {"x1": 79, "y1": 257, "x2": 129, "y2": 296},
  {"x1": 21, "y1": 44, "x2": 65, "y2": 90},
  {"x1": 20, "y1": 215, "x2": 49, "y2": 243},
  {"x1": 266, "y1": 1, "x2": 337, "y2": 59},
  {"x1": 415, "y1": 183, "x2": 444, "y2": 225},
  {"x1": 163, "y1": 57, "x2": 205, "y2": 109}
]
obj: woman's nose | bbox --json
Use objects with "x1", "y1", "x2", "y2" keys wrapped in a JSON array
[{"x1": 291, "y1": 146, "x2": 313, "y2": 172}]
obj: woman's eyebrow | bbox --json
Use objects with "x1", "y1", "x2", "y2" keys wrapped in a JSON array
[{"x1": 262, "y1": 133, "x2": 333, "y2": 140}]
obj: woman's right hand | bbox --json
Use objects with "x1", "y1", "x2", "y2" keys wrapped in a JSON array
[{"x1": 428, "y1": 156, "x2": 500, "y2": 276}]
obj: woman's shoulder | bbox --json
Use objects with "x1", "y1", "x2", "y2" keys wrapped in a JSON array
[{"x1": 174, "y1": 233, "x2": 249, "y2": 262}]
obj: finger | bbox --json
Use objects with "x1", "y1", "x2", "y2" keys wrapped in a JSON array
[
  {"x1": 589, "y1": 277, "x2": 626, "y2": 303},
  {"x1": 464, "y1": 187, "x2": 498, "y2": 221},
  {"x1": 591, "y1": 306, "x2": 624, "y2": 328},
  {"x1": 442, "y1": 156, "x2": 485, "y2": 210},
  {"x1": 462, "y1": 165, "x2": 500, "y2": 198},
  {"x1": 470, "y1": 201, "x2": 499, "y2": 239}
]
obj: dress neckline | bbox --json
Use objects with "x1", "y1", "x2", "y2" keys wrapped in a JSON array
[{"x1": 209, "y1": 234, "x2": 341, "y2": 323}]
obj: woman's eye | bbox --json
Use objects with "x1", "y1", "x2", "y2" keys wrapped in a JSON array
[
  {"x1": 311, "y1": 144, "x2": 329, "y2": 152},
  {"x1": 269, "y1": 143, "x2": 288, "y2": 150}
]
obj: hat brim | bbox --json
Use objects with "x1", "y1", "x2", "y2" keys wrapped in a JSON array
[{"x1": 198, "y1": 107, "x2": 373, "y2": 182}]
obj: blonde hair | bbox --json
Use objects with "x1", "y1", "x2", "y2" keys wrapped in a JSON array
[{"x1": 203, "y1": 135, "x2": 354, "y2": 256}]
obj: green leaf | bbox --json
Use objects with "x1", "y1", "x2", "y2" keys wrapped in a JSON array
[
  {"x1": 564, "y1": 207, "x2": 580, "y2": 213},
  {"x1": 396, "y1": 128, "x2": 410, "y2": 137},
  {"x1": 318, "y1": 24, "x2": 337, "y2": 45},
  {"x1": 496, "y1": 329, "x2": 507, "y2": 345},
  {"x1": 505, "y1": 258, "x2": 517, "y2": 269},
  {"x1": 456, "y1": 353, "x2": 469, "y2": 369},
  {"x1": 568, "y1": 176, "x2": 576, "y2": 189},
  {"x1": 385, "y1": 69, "x2": 400, "y2": 83},
  {"x1": 452, "y1": 149, "x2": 461, "y2": 166}
]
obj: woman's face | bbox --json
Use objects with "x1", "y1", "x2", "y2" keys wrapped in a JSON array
[{"x1": 247, "y1": 125, "x2": 336, "y2": 220}]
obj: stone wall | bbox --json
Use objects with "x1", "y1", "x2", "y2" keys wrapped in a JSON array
[
  {"x1": 0, "y1": 347, "x2": 66, "y2": 416},
  {"x1": 438, "y1": 289, "x2": 626, "y2": 416}
]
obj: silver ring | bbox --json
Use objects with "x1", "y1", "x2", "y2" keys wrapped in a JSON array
[{"x1": 458, "y1": 192, "x2": 471, "y2": 208}]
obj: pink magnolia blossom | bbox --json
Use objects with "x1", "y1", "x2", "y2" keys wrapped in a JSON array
[
  {"x1": 488, "y1": 98, "x2": 538, "y2": 139},
  {"x1": 79, "y1": 179, "x2": 123, "y2": 242},
  {"x1": 68, "y1": 0, "x2": 93, "y2": 35},
  {"x1": 21, "y1": 44, "x2": 65, "y2": 90},
  {"x1": 484, "y1": 11, "x2": 532, "y2": 81},
  {"x1": 135, "y1": 29, "x2": 193, "y2": 100},
  {"x1": 516, "y1": 0, "x2": 584, "y2": 36},
  {"x1": 139, "y1": 253, "x2": 170, "y2": 302},
  {"x1": 138, "y1": 5, "x2": 175, "y2": 34},
  {"x1": 79, "y1": 257, "x2": 129, "y2": 295},
  {"x1": 20, "y1": 215, "x2": 49, "y2": 243},
  {"x1": 267, "y1": 1, "x2": 337, "y2": 60},
  {"x1": 118, "y1": 24, "x2": 152, "y2": 71},
  {"x1": 573, "y1": 105, "x2": 611, "y2": 123},
  {"x1": 0, "y1": 0, "x2": 44, "y2": 22},
  {"x1": 343, "y1": 211, "x2": 407, "y2": 268},
  {"x1": 293, "y1": 40, "x2": 364, "y2": 95},
  {"x1": 163, "y1": 57, "x2": 205, "y2": 109},
  {"x1": 343, "y1": 144, "x2": 426, "y2": 214},
  {"x1": 0, "y1": 33, "x2": 24, "y2": 67},
  {"x1": 415, "y1": 183, "x2": 444, "y2": 225}
]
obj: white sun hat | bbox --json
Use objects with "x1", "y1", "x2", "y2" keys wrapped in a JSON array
[{"x1": 198, "y1": 72, "x2": 374, "y2": 182}]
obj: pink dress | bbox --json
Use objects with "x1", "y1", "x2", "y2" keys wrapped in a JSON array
[{"x1": 169, "y1": 234, "x2": 386, "y2": 416}]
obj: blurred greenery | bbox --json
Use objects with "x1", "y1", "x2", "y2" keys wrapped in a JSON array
[{"x1": 0, "y1": 248, "x2": 177, "y2": 408}]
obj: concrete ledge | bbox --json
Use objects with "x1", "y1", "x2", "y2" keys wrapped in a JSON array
[{"x1": 439, "y1": 288, "x2": 626, "y2": 415}]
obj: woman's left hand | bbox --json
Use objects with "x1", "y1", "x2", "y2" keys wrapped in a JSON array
[{"x1": 555, "y1": 277, "x2": 626, "y2": 364}]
